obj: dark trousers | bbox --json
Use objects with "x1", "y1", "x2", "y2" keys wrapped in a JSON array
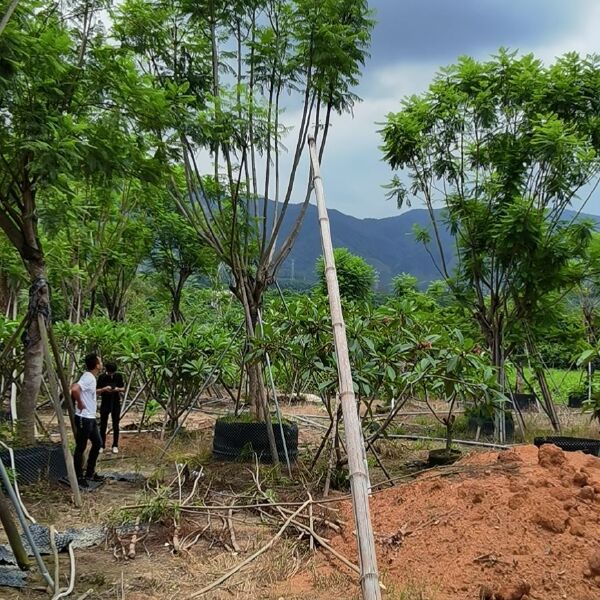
[
  {"x1": 99, "y1": 399, "x2": 121, "y2": 449},
  {"x1": 73, "y1": 416, "x2": 102, "y2": 479}
]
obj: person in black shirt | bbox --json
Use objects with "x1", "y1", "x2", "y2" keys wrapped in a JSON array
[{"x1": 97, "y1": 362, "x2": 125, "y2": 454}]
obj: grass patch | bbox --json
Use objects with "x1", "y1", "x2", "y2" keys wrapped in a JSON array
[{"x1": 506, "y1": 367, "x2": 587, "y2": 406}]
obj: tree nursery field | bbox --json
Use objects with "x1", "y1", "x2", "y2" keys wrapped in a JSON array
[{"x1": 3, "y1": 1, "x2": 600, "y2": 599}]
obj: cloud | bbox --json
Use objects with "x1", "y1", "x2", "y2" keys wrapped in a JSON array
[
  {"x1": 310, "y1": 61, "x2": 441, "y2": 219},
  {"x1": 312, "y1": 0, "x2": 600, "y2": 219},
  {"x1": 368, "y1": 0, "x2": 589, "y2": 67},
  {"x1": 235, "y1": 1, "x2": 600, "y2": 221},
  {"x1": 528, "y1": 0, "x2": 600, "y2": 63}
]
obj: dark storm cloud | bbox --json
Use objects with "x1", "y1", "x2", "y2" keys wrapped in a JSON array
[{"x1": 368, "y1": 0, "x2": 588, "y2": 67}]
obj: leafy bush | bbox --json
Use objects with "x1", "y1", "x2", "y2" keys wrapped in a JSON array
[
  {"x1": 316, "y1": 248, "x2": 376, "y2": 303},
  {"x1": 55, "y1": 317, "x2": 242, "y2": 429}
]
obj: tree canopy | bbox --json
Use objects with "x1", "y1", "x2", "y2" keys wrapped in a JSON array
[{"x1": 381, "y1": 51, "x2": 600, "y2": 371}]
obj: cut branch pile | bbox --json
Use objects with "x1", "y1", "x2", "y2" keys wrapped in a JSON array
[{"x1": 114, "y1": 460, "x2": 367, "y2": 597}]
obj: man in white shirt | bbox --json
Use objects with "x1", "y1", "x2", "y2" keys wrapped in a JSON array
[{"x1": 70, "y1": 353, "x2": 111, "y2": 487}]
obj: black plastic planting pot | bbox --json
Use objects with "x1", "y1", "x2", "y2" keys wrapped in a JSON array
[
  {"x1": 568, "y1": 392, "x2": 587, "y2": 409},
  {"x1": 0, "y1": 443, "x2": 67, "y2": 485},
  {"x1": 533, "y1": 436, "x2": 600, "y2": 456},
  {"x1": 212, "y1": 419, "x2": 299, "y2": 463}
]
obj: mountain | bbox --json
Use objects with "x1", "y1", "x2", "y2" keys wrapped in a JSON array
[{"x1": 273, "y1": 203, "x2": 599, "y2": 290}]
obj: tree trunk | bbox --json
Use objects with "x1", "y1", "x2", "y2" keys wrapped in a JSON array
[
  {"x1": 445, "y1": 423, "x2": 453, "y2": 453},
  {"x1": 0, "y1": 270, "x2": 11, "y2": 316},
  {"x1": 487, "y1": 320, "x2": 507, "y2": 443},
  {"x1": 516, "y1": 365, "x2": 525, "y2": 394},
  {"x1": 524, "y1": 339, "x2": 560, "y2": 432},
  {"x1": 170, "y1": 295, "x2": 183, "y2": 324},
  {"x1": 17, "y1": 262, "x2": 49, "y2": 446},
  {"x1": 168, "y1": 394, "x2": 178, "y2": 431},
  {"x1": 235, "y1": 279, "x2": 280, "y2": 464},
  {"x1": 246, "y1": 361, "x2": 263, "y2": 420},
  {"x1": 170, "y1": 273, "x2": 188, "y2": 324}
]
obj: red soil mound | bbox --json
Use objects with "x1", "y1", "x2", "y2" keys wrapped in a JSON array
[{"x1": 332, "y1": 445, "x2": 600, "y2": 599}]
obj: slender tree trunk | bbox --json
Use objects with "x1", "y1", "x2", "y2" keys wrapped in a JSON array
[
  {"x1": 168, "y1": 394, "x2": 178, "y2": 431},
  {"x1": 236, "y1": 279, "x2": 280, "y2": 464},
  {"x1": 246, "y1": 361, "x2": 262, "y2": 420},
  {"x1": 0, "y1": 0, "x2": 20, "y2": 38},
  {"x1": 0, "y1": 270, "x2": 10, "y2": 316},
  {"x1": 171, "y1": 291, "x2": 183, "y2": 324},
  {"x1": 515, "y1": 364, "x2": 524, "y2": 394},
  {"x1": 18, "y1": 260, "x2": 49, "y2": 445},
  {"x1": 483, "y1": 317, "x2": 507, "y2": 442},
  {"x1": 170, "y1": 272, "x2": 188, "y2": 324}
]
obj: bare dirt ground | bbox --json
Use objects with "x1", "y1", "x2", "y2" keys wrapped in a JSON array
[
  {"x1": 1, "y1": 401, "x2": 360, "y2": 600},
  {"x1": 325, "y1": 445, "x2": 600, "y2": 600},
  {"x1": 2, "y1": 401, "x2": 600, "y2": 600}
]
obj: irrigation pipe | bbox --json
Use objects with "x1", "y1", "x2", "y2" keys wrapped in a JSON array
[
  {"x1": 383, "y1": 434, "x2": 511, "y2": 450},
  {"x1": 51, "y1": 543, "x2": 76, "y2": 600},
  {"x1": 0, "y1": 457, "x2": 54, "y2": 589}
]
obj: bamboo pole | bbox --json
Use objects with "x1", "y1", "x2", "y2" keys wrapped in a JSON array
[
  {"x1": 0, "y1": 0, "x2": 19, "y2": 38},
  {"x1": 0, "y1": 487, "x2": 30, "y2": 571},
  {"x1": 307, "y1": 135, "x2": 381, "y2": 600},
  {"x1": 47, "y1": 324, "x2": 77, "y2": 435},
  {"x1": 38, "y1": 316, "x2": 82, "y2": 508},
  {"x1": 0, "y1": 458, "x2": 53, "y2": 588}
]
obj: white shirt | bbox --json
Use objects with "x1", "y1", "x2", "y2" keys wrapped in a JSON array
[{"x1": 75, "y1": 371, "x2": 97, "y2": 419}]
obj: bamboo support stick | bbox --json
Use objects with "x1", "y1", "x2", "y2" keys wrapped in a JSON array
[
  {"x1": 0, "y1": 487, "x2": 30, "y2": 571},
  {"x1": 38, "y1": 316, "x2": 82, "y2": 507},
  {"x1": 50, "y1": 526, "x2": 60, "y2": 595},
  {"x1": 0, "y1": 458, "x2": 54, "y2": 589},
  {"x1": 308, "y1": 136, "x2": 381, "y2": 600},
  {"x1": 47, "y1": 324, "x2": 77, "y2": 435}
]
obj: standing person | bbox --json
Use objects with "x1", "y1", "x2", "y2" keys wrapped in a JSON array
[
  {"x1": 97, "y1": 362, "x2": 125, "y2": 454},
  {"x1": 70, "y1": 353, "x2": 110, "y2": 487}
]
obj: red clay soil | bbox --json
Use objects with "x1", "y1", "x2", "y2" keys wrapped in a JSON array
[{"x1": 331, "y1": 445, "x2": 600, "y2": 600}]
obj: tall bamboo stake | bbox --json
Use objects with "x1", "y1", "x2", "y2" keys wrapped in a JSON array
[
  {"x1": 0, "y1": 487, "x2": 30, "y2": 571},
  {"x1": 38, "y1": 316, "x2": 82, "y2": 508},
  {"x1": 0, "y1": 458, "x2": 53, "y2": 588},
  {"x1": 47, "y1": 324, "x2": 77, "y2": 435},
  {"x1": 307, "y1": 135, "x2": 382, "y2": 600}
]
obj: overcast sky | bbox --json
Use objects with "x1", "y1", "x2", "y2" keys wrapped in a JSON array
[{"x1": 313, "y1": 0, "x2": 600, "y2": 219}]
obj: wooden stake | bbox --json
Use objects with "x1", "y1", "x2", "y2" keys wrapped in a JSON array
[
  {"x1": 0, "y1": 486, "x2": 30, "y2": 571},
  {"x1": 38, "y1": 316, "x2": 82, "y2": 508},
  {"x1": 47, "y1": 324, "x2": 77, "y2": 435},
  {"x1": 307, "y1": 136, "x2": 382, "y2": 600}
]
